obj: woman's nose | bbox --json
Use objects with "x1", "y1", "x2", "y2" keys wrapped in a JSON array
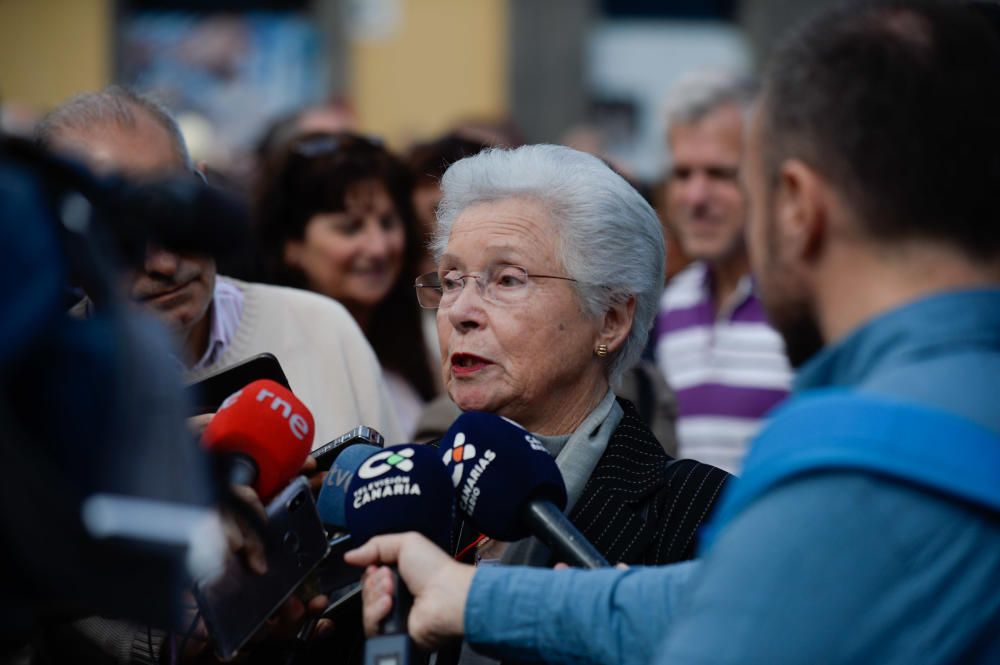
[
  {"x1": 446, "y1": 276, "x2": 488, "y2": 331},
  {"x1": 360, "y1": 222, "x2": 391, "y2": 259}
]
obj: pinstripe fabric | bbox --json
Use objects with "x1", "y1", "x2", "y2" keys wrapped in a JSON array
[
  {"x1": 568, "y1": 398, "x2": 731, "y2": 565},
  {"x1": 445, "y1": 399, "x2": 730, "y2": 567}
]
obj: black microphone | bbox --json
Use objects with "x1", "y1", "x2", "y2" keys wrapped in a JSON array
[
  {"x1": 309, "y1": 444, "x2": 384, "y2": 598},
  {"x1": 316, "y1": 443, "x2": 384, "y2": 534},
  {"x1": 440, "y1": 412, "x2": 610, "y2": 569},
  {"x1": 345, "y1": 443, "x2": 456, "y2": 665}
]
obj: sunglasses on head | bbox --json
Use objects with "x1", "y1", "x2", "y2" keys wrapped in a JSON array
[{"x1": 291, "y1": 133, "x2": 385, "y2": 159}]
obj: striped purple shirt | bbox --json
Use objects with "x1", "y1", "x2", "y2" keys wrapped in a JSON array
[{"x1": 655, "y1": 262, "x2": 792, "y2": 474}]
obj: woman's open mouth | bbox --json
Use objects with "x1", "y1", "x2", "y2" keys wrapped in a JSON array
[{"x1": 451, "y1": 353, "x2": 493, "y2": 376}]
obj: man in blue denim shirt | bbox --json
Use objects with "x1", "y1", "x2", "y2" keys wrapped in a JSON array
[{"x1": 348, "y1": 3, "x2": 1000, "y2": 663}]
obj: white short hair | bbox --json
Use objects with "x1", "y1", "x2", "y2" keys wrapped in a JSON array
[
  {"x1": 432, "y1": 144, "x2": 664, "y2": 386},
  {"x1": 664, "y1": 69, "x2": 756, "y2": 132}
]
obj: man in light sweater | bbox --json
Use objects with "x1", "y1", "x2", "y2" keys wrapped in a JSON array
[{"x1": 38, "y1": 86, "x2": 402, "y2": 449}]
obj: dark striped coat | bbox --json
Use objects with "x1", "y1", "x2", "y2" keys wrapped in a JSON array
[
  {"x1": 569, "y1": 398, "x2": 731, "y2": 565},
  {"x1": 450, "y1": 398, "x2": 731, "y2": 567}
]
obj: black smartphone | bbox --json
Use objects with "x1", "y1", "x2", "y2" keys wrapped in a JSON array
[
  {"x1": 186, "y1": 353, "x2": 290, "y2": 415},
  {"x1": 322, "y1": 581, "x2": 362, "y2": 620},
  {"x1": 286, "y1": 537, "x2": 364, "y2": 652},
  {"x1": 194, "y1": 476, "x2": 329, "y2": 661},
  {"x1": 311, "y1": 426, "x2": 385, "y2": 472},
  {"x1": 310, "y1": 534, "x2": 363, "y2": 598}
]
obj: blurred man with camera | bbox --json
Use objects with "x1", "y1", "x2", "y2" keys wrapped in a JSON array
[
  {"x1": 32, "y1": 85, "x2": 396, "y2": 663},
  {"x1": 38, "y1": 86, "x2": 402, "y2": 447}
]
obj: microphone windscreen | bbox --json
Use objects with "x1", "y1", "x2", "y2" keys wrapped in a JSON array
[
  {"x1": 201, "y1": 379, "x2": 314, "y2": 500},
  {"x1": 316, "y1": 444, "x2": 382, "y2": 531},
  {"x1": 345, "y1": 444, "x2": 454, "y2": 550},
  {"x1": 440, "y1": 412, "x2": 567, "y2": 542}
]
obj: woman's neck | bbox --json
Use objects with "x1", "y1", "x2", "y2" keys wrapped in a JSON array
[{"x1": 521, "y1": 377, "x2": 610, "y2": 436}]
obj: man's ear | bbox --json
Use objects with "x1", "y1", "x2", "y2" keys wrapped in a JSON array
[
  {"x1": 599, "y1": 295, "x2": 636, "y2": 355},
  {"x1": 774, "y1": 159, "x2": 826, "y2": 261}
]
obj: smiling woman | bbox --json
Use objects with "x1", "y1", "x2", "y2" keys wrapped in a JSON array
[{"x1": 254, "y1": 132, "x2": 437, "y2": 438}]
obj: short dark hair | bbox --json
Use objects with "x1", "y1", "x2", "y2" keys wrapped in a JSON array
[
  {"x1": 36, "y1": 85, "x2": 191, "y2": 169},
  {"x1": 407, "y1": 132, "x2": 491, "y2": 186},
  {"x1": 760, "y1": 1, "x2": 1000, "y2": 260}
]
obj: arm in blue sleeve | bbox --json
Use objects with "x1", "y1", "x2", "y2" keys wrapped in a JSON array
[
  {"x1": 464, "y1": 560, "x2": 699, "y2": 665},
  {"x1": 464, "y1": 475, "x2": 1000, "y2": 665},
  {"x1": 654, "y1": 473, "x2": 1000, "y2": 664}
]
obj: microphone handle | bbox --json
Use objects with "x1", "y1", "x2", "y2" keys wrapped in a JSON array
[
  {"x1": 364, "y1": 566, "x2": 416, "y2": 665},
  {"x1": 523, "y1": 499, "x2": 610, "y2": 569},
  {"x1": 378, "y1": 566, "x2": 413, "y2": 635}
]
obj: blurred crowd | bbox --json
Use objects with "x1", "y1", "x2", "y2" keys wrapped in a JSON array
[{"x1": 12, "y1": 61, "x2": 789, "y2": 467}]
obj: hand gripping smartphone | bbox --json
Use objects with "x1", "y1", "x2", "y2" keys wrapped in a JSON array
[{"x1": 194, "y1": 476, "x2": 329, "y2": 661}]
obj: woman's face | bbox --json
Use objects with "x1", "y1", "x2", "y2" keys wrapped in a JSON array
[
  {"x1": 437, "y1": 197, "x2": 608, "y2": 434},
  {"x1": 286, "y1": 180, "x2": 405, "y2": 314}
]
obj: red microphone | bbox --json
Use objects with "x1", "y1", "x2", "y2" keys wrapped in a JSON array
[{"x1": 201, "y1": 379, "x2": 315, "y2": 500}]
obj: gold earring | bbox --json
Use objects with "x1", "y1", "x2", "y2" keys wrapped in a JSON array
[{"x1": 595, "y1": 344, "x2": 608, "y2": 358}]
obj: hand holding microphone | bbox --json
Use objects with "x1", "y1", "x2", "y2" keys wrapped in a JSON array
[
  {"x1": 348, "y1": 532, "x2": 475, "y2": 651},
  {"x1": 193, "y1": 380, "x2": 337, "y2": 659},
  {"x1": 342, "y1": 444, "x2": 455, "y2": 663},
  {"x1": 346, "y1": 412, "x2": 611, "y2": 654},
  {"x1": 197, "y1": 379, "x2": 315, "y2": 577}
]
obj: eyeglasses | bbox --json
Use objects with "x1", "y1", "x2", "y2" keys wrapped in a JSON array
[{"x1": 414, "y1": 265, "x2": 577, "y2": 309}]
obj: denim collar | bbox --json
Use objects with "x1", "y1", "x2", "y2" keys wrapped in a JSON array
[{"x1": 795, "y1": 287, "x2": 1000, "y2": 392}]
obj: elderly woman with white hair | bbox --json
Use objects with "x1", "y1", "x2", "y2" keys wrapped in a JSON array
[{"x1": 414, "y1": 144, "x2": 730, "y2": 572}]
